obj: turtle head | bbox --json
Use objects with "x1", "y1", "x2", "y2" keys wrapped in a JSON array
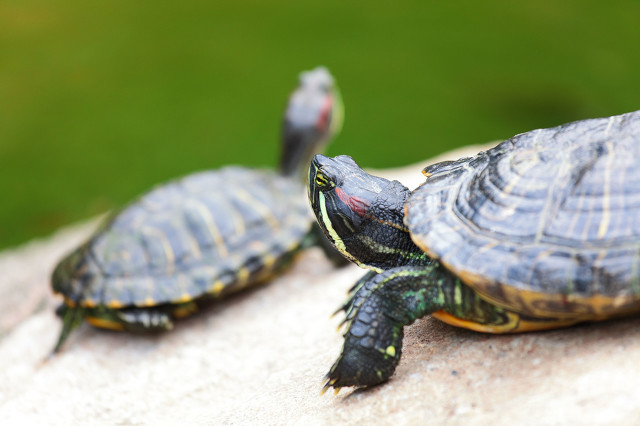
[
  {"x1": 280, "y1": 67, "x2": 344, "y2": 180},
  {"x1": 308, "y1": 154, "x2": 421, "y2": 270}
]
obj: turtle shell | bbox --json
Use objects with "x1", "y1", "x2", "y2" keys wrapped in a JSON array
[
  {"x1": 405, "y1": 110, "x2": 640, "y2": 319},
  {"x1": 52, "y1": 166, "x2": 311, "y2": 309}
]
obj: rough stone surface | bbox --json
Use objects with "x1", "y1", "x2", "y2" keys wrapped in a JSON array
[{"x1": 2, "y1": 144, "x2": 640, "y2": 425}]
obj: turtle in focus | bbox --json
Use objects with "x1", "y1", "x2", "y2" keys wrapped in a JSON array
[
  {"x1": 51, "y1": 66, "x2": 344, "y2": 352},
  {"x1": 308, "y1": 110, "x2": 640, "y2": 391}
]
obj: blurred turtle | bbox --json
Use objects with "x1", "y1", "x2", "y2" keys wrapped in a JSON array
[
  {"x1": 51, "y1": 67, "x2": 344, "y2": 352},
  {"x1": 308, "y1": 110, "x2": 640, "y2": 391}
]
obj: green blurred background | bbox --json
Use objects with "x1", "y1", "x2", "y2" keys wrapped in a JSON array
[{"x1": 1, "y1": 0, "x2": 639, "y2": 250}]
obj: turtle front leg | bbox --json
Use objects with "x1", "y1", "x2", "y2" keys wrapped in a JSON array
[
  {"x1": 51, "y1": 304, "x2": 87, "y2": 354},
  {"x1": 325, "y1": 266, "x2": 442, "y2": 390},
  {"x1": 325, "y1": 263, "x2": 511, "y2": 391}
]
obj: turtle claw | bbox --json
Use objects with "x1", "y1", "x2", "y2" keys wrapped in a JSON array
[
  {"x1": 320, "y1": 377, "x2": 340, "y2": 395},
  {"x1": 325, "y1": 315, "x2": 404, "y2": 391},
  {"x1": 330, "y1": 304, "x2": 346, "y2": 318},
  {"x1": 325, "y1": 270, "x2": 409, "y2": 392},
  {"x1": 336, "y1": 314, "x2": 352, "y2": 331},
  {"x1": 331, "y1": 301, "x2": 354, "y2": 331}
]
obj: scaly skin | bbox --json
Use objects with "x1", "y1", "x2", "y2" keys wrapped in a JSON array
[
  {"x1": 309, "y1": 155, "x2": 520, "y2": 391},
  {"x1": 324, "y1": 264, "x2": 513, "y2": 390},
  {"x1": 312, "y1": 111, "x2": 640, "y2": 391}
]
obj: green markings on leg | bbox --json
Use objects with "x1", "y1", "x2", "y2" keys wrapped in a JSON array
[
  {"x1": 439, "y1": 274, "x2": 510, "y2": 327},
  {"x1": 326, "y1": 265, "x2": 448, "y2": 390},
  {"x1": 393, "y1": 259, "x2": 510, "y2": 327},
  {"x1": 385, "y1": 345, "x2": 396, "y2": 357},
  {"x1": 326, "y1": 262, "x2": 513, "y2": 390},
  {"x1": 380, "y1": 265, "x2": 447, "y2": 323}
]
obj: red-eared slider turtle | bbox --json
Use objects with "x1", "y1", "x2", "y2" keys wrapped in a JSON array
[
  {"x1": 308, "y1": 110, "x2": 640, "y2": 391},
  {"x1": 51, "y1": 67, "x2": 344, "y2": 352}
]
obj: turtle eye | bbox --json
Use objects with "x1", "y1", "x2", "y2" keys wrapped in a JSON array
[{"x1": 314, "y1": 170, "x2": 334, "y2": 190}]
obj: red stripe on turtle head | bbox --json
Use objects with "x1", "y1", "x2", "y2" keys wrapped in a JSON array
[
  {"x1": 335, "y1": 187, "x2": 370, "y2": 217},
  {"x1": 315, "y1": 96, "x2": 333, "y2": 132}
]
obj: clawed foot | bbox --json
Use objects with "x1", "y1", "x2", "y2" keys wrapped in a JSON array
[
  {"x1": 321, "y1": 328, "x2": 401, "y2": 393},
  {"x1": 323, "y1": 268, "x2": 436, "y2": 393},
  {"x1": 323, "y1": 288, "x2": 404, "y2": 393}
]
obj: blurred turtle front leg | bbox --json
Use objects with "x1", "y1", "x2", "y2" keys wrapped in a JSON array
[{"x1": 51, "y1": 304, "x2": 87, "y2": 354}]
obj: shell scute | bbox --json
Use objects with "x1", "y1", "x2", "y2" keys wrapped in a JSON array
[
  {"x1": 54, "y1": 167, "x2": 310, "y2": 308},
  {"x1": 407, "y1": 110, "x2": 640, "y2": 317}
]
